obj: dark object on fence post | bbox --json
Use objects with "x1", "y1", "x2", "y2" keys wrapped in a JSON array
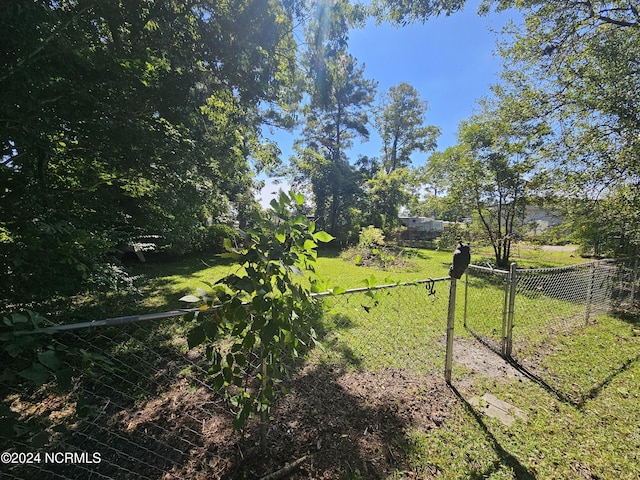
[{"x1": 449, "y1": 241, "x2": 471, "y2": 279}]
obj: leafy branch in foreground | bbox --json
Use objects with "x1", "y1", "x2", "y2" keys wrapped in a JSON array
[
  {"x1": 180, "y1": 191, "x2": 333, "y2": 447},
  {"x1": 0, "y1": 311, "x2": 114, "y2": 446}
]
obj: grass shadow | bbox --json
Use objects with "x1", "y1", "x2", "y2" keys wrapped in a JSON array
[
  {"x1": 449, "y1": 385, "x2": 537, "y2": 480},
  {"x1": 575, "y1": 351, "x2": 640, "y2": 408},
  {"x1": 612, "y1": 307, "x2": 640, "y2": 326},
  {"x1": 505, "y1": 347, "x2": 640, "y2": 409},
  {"x1": 507, "y1": 313, "x2": 640, "y2": 408},
  {"x1": 462, "y1": 325, "x2": 579, "y2": 408}
]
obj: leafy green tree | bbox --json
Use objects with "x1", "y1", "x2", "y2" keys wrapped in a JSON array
[
  {"x1": 363, "y1": 168, "x2": 411, "y2": 230},
  {"x1": 292, "y1": 2, "x2": 377, "y2": 241},
  {"x1": 375, "y1": 83, "x2": 440, "y2": 174},
  {"x1": 407, "y1": 152, "x2": 466, "y2": 221},
  {"x1": 491, "y1": 0, "x2": 640, "y2": 254},
  {"x1": 435, "y1": 98, "x2": 545, "y2": 268},
  {"x1": 180, "y1": 192, "x2": 333, "y2": 449},
  {"x1": 371, "y1": 0, "x2": 467, "y2": 25},
  {"x1": 0, "y1": 0, "x2": 301, "y2": 303}
]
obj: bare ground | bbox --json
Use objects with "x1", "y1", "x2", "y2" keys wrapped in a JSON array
[
  {"x1": 184, "y1": 365, "x2": 459, "y2": 479},
  {"x1": 5, "y1": 339, "x2": 523, "y2": 480},
  {"x1": 174, "y1": 339, "x2": 522, "y2": 479}
]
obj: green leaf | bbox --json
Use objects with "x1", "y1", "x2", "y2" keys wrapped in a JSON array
[
  {"x1": 56, "y1": 369, "x2": 74, "y2": 390},
  {"x1": 38, "y1": 350, "x2": 63, "y2": 371},
  {"x1": 187, "y1": 326, "x2": 206, "y2": 349},
  {"x1": 312, "y1": 231, "x2": 334, "y2": 243},
  {"x1": 18, "y1": 364, "x2": 49, "y2": 385},
  {"x1": 303, "y1": 239, "x2": 317, "y2": 251},
  {"x1": 4, "y1": 343, "x2": 23, "y2": 358},
  {"x1": 202, "y1": 321, "x2": 218, "y2": 339},
  {"x1": 179, "y1": 295, "x2": 201, "y2": 303},
  {"x1": 294, "y1": 192, "x2": 304, "y2": 206},
  {"x1": 354, "y1": 254, "x2": 362, "y2": 265},
  {"x1": 76, "y1": 395, "x2": 92, "y2": 418},
  {"x1": 212, "y1": 374, "x2": 225, "y2": 391},
  {"x1": 278, "y1": 191, "x2": 291, "y2": 206},
  {"x1": 242, "y1": 332, "x2": 256, "y2": 350}
]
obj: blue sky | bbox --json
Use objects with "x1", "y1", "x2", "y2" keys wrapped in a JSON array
[{"x1": 258, "y1": 0, "x2": 521, "y2": 206}]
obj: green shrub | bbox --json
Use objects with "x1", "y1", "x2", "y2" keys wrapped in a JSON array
[
  {"x1": 358, "y1": 225, "x2": 385, "y2": 248},
  {"x1": 341, "y1": 225, "x2": 411, "y2": 269},
  {"x1": 179, "y1": 192, "x2": 333, "y2": 449},
  {"x1": 200, "y1": 224, "x2": 242, "y2": 253}
]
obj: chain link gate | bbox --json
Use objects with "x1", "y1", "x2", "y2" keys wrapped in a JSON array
[
  {"x1": 510, "y1": 257, "x2": 639, "y2": 369},
  {"x1": 463, "y1": 256, "x2": 640, "y2": 401},
  {"x1": 463, "y1": 264, "x2": 511, "y2": 355}
]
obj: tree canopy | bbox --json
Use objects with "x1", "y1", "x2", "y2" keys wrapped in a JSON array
[
  {"x1": 0, "y1": 0, "x2": 300, "y2": 302},
  {"x1": 375, "y1": 83, "x2": 440, "y2": 174},
  {"x1": 493, "y1": 0, "x2": 640, "y2": 254},
  {"x1": 4, "y1": 0, "x2": 639, "y2": 306}
]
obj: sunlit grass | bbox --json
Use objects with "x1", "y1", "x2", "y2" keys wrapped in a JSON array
[
  {"x1": 312, "y1": 283, "x2": 449, "y2": 373},
  {"x1": 472, "y1": 242, "x2": 582, "y2": 268},
  {"x1": 128, "y1": 248, "x2": 454, "y2": 310}
]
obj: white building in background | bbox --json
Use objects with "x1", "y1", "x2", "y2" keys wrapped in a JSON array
[
  {"x1": 398, "y1": 217, "x2": 444, "y2": 241},
  {"x1": 522, "y1": 205, "x2": 564, "y2": 234}
]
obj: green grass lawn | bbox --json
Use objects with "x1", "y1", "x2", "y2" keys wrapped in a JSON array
[
  {"x1": 128, "y1": 247, "x2": 454, "y2": 311},
  {"x1": 128, "y1": 242, "x2": 581, "y2": 312}
]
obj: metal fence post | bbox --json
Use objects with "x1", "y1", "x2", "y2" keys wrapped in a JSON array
[
  {"x1": 585, "y1": 262, "x2": 595, "y2": 325},
  {"x1": 632, "y1": 256, "x2": 639, "y2": 303},
  {"x1": 463, "y1": 270, "x2": 469, "y2": 328},
  {"x1": 505, "y1": 263, "x2": 517, "y2": 359},
  {"x1": 500, "y1": 268, "x2": 510, "y2": 357},
  {"x1": 444, "y1": 277, "x2": 457, "y2": 384}
]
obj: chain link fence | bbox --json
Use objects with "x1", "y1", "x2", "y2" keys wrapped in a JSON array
[
  {"x1": 464, "y1": 256, "x2": 640, "y2": 400},
  {"x1": 462, "y1": 265, "x2": 510, "y2": 355},
  {"x1": 1, "y1": 277, "x2": 451, "y2": 479},
  {"x1": 511, "y1": 259, "x2": 630, "y2": 355},
  {"x1": 6, "y1": 256, "x2": 637, "y2": 478}
]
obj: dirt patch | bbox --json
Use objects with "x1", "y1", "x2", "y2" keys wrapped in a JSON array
[
  {"x1": 206, "y1": 365, "x2": 458, "y2": 479},
  {"x1": 541, "y1": 245, "x2": 578, "y2": 253},
  {"x1": 454, "y1": 338, "x2": 526, "y2": 386}
]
